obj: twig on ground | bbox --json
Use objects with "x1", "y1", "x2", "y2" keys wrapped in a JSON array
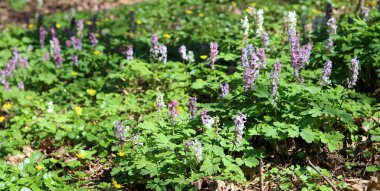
[{"x1": 307, "y1": 160, "x2": 338, "y2": 191}]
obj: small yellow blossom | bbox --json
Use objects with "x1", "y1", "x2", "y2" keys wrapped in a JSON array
[
  {"x1": 245, "y1": 8, "x2": 251, "y2": 14},
  {"x1": 0, "y1": 116, "x2": 5, "y2": 123},
  {"x1": 87, "y1": 89, "x2": 97, "y2": 97},
  {"x1": 28, "y1": 24, "x2": 34, "y2": 30},
  {"x1": 163, "y1": 33, "x2": 171, "y2": 39},
  {"x1": 136, "y1": 20, "x2": 142, "y2": 25},
  {"x1": 96, "y1": 33, "x2": 100, "y2": 37},
  {"x1": 198, "y1": 13, "x2": 205, "y2": 17},
  {"x1": 86, "y1": 21, "x2": 92, "y2": 25},
  {"x1": 117, "y1": 151, "x2": 126, "y2": 157},
  {"x1": 112, "y1": 179, "x2": 124, "y2": 189},
  {"x1": 74, "y1": 106, "x2": 82, "y2": 116},
  {"x1": 2, "y1": 102, "x2": 12, "y2": 110},
  {"x1": 71, "y1": 71, "x2": 78, "y2": 77},
  {"x1": 231, "y1": 1, "x2": 237, "y2": 7},
  {"x1": 312, "y1": 9, "x2": 321, "y2": 15},
  {"x1": 93, "y1": 50, "x2": 101, "y2": 56},
  {"x1": 200, "y1": 55, "x2": 208, "y2": 60},
  {"x1": 76, "y1": 152, "x2": 85, "y2": 159},
  {"x1": 56, "y1": 23, "x2": 62, "y2": 29},
  {"x1": 177, "y1": 106, "x2": 184, "y2": 114},
  {"x1": 36, "y1": 164, "x2": 45, "y2": 170},
  {"x1": 186, "y1": 10, "x2": 193, "y2": 15}
]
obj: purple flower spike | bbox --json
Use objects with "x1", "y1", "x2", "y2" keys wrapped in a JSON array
[
  {"x1": 270, "y1": 59, "x2": 282, "y2": 99},
  {"x1": 347, "y1": 57, "x2": 359, "y2": 88},
  {"x1": 179, "y1": 45, "x2": 188, "y2": 61},
  {"x1": 209, "y1": 42, "x2": 219, "y2": 69},
  {"x1": 18, "y1": 81, "x2": 25, "y2": 91},
  {"x1": 77, "y1": 20, "x2": 84, "y2": 37},
  {"x1": 72, "y1": 55, "x2": 79, "y2": 66},
  {"x1": 320, "y1": 60, "x2": 332, "y2": 86},
  {"x1": 325, "y1": 37, "x2": 334, "y2": 53},
  {"x1": 243, "y1": 61, "x2": 260, "y2": 92},
  {"x1": 39, "y1": 27, "x2": 47, "y2": 48},
  {"x1": 257, "y1": 48, "x2": 267, "y2": 69},
  {"x1": 71, "y1": 36, "x2": 82, "y2": 50},
  {"x1": 114, "y1": 121, "x2": 129, "y2": 143},
  {"x1": 234, "y1": 112, "x2": 247, "y2": 146},
  {"x1": 89, "y1": 32, "x2": 98, "y2": 46},
  {"x1": 158, "y1": 45, "x2": 167, "y2": 63},
  {"x1": 126, "y1": 45, "x2": 133, "y2": 60},
  {"x1": 50, "y1": 35, "x2": 63, "y2": 67},
  {"x1": 261, "y1": 32, "x2": 270, "y2": 49},
  {"x1": 220, "y1": 82, "x2": 229, "y2": 99},
  {"x1": 150, "y1": 34, "x2": 159, "y2": 60},
  {"x1": 187, "y1": 97, "x2": 197, "y2": 119},
  {"x1": 168, "y1": 100, "x2": 179, "y2": 121}
]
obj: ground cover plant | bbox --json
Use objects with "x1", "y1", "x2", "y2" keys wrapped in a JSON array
[{"x1": 0, "y1": 0, "x2": 379, "y2": 190}]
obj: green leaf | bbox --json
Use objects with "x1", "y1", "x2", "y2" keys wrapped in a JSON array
[
  {"x1": 200, "y1": 158, "x2": 216, "y2": 175},
  {"x1": 244, "y1": 157, "x2": 259, "y2": 168},
  {"x1": 365, "y1": 166, "x2": 380, "y2": 172},
  {"x1": 191, "y1": 79, "x2": 208, "y2": 89},
  {"x1": 300, "y1": 128, "x2": 316, "y2": 143}
]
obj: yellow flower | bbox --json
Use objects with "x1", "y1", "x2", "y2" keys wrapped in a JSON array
[
  {"x1": 198, "y1": 13, "x2": 205, "y2": 17},
  {"x1": 112, "y1": 179, "x2": 124, "y2": 189},
  {"x1": 87, "y1": 89, "x2": 97, "y2": 97},
  {"x1": 36, "y1": 164, "x2": 45, "y2": 170},
  {"x1": 117, "y1": 151, "x2": 126, "y2": 157},
  {"x1": 74, "y1": 106, "x2": 82, "y2": 116},
  {"x1": 200, "y1": 55, "x2": 208, "y2": 60},
  {"x1": 93, "y1": 50, "x2": 101, "y2": 56},
  {"x1": 76, "y1": 152, "x2": 85, "y2": 159},
  {"x1": 86, "y1": 21, "x2": 92, "y2": 25},
  {"x1": 96, "y1": 33, "x2": 99, "y2": 37},
  {"x1": 28, "y1": 24, "x2": 34, "y2": 30},
  {"x1": 163, "y1": 33, "x2": 171, "y2": 39},
  {"x1": 0, "y1": 116, "x2": 5, "y2": 123},
  {"x1": 136, "y1": 20, "x2": 142, "y2": 25},
  {"x1": 312, "y1": 9, "x2": 321, "y2": 15},
  {"x1": 245, "y1": 8, "x2": 251, "y2": 14},
  {"x1": 2, "y1": 102, "x2": 12, "y2": 110},
  {"x1": 231, "y1": 1, "x2": 237, "y2": 7},
  {"x1": 71, "y1": 71, "x2": 78, "y2": 77},
  {"x1": 56, "y1": 23, "x2": 62, "y2": 29},
  {"x1": 177, "y1": 106, "x2": 184, "y2": 114},
  {"x1": 186, "y1": 10, "x2": 193, "y2": 15}
]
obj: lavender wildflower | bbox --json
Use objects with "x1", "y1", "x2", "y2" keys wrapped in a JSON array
[
  {"x1": 241, "y1": 44, "x2": 255, "y2": 68},
  {"x1": 209, "y1": 42, "x2": 219, "y2": 69},
  {"x1": 71, "y1": 36, "x2": 82, "y2": 50},
  {"x1": 200, "y1": 110, "x2": 213, "y2": 128},
  {"x1": 89, "y1": 32, "x2": 98, "y2": 46},
  {"x1": 3, "y1": 81, "x2": 10, "y2": 91},
  {"x1": 243, "y1": 62, "x2": 260, "y2": 92},
  {"x1": 114, "y1": 121, "x2": 129, "y2": 143},
  {"x1": 192, "y1": 139, "x2": 203, "y2": 162},
  {"x1": 257, "y1": 48, "x2": 267, "y2": 69},
  {"x1": 72, "y1": 55, "x2": 79, "y2": 66},
  {"x1": 270, "y1": 59, "x2": 282, "y2": 99},
  {"x1": 320, "y1": 60, "x2": 332, "y2": 86},
  {"x1": 261, "y1": 32, "x2": 270, "y2": 50},
  {"x1": 158, "y1": 45, "x2": 167, "y2": 63},
  {"x1": 179, "y1": 45, "x2": 188, "y2": 61},
  {"x1": 150, "y1": 34, "x2": 159, "y2": 60},
  {"x1": 326, "y1": 17, "x2": 337, "y2": 35},
  {"x1": 50, "y1": 35, "x2": 63, "y2": 67},
  {"x1": 347, "y1": 57, "x2": 359, "y2": 88},
  {"x1": 325, "y1": 37, "x2": 334, "y2": 52},
  {"x1": 168, "y1": 100, "x2": 179, "y2": 121},
  {"x1": 289, "y1": 31, "x2": 312, "y2": 81},
  {"x1": 18, "y1": 81, "x2": 24, "y2": 91},
  {"x1": 133, "y1": 133, "x2": 143, "y2": 146},
  {"x1": 77, "y1": 20, "x2": 84, "y2": 37},
  {"x1": 220, "y1": 82, "x2": 229, "y2": 99},
  {"x1": 234, "y1": 112, "x2": 247, "y2": 146},
  {"x1": 156, "y1": 92, "x2": 165, "y2": 111},
  {"x1": 187, "y1": 97, "x2": 197, "y2": 119},
  {"x1": 361, "y1": 7, "x2": 370, "y2": 21},
  {"x1": 39, "y1": 27, "x2": 47, "y2": 48},
  {"x1": 126, "y1": 45, "x2": 133, "y2": 60}
]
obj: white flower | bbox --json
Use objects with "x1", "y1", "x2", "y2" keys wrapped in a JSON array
[
  {"x1": 287, "y1": 11, "x2": 297, "y2": 32},
  {"x1": 241, "y1": 16, "x2": 250, "y2": 37},
  {"x1": 256, "y1": 9, "x2": 264, "y2": 36},
  {"x1": 47, "y1": 101, "x2": 54, "y2": 113}
]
